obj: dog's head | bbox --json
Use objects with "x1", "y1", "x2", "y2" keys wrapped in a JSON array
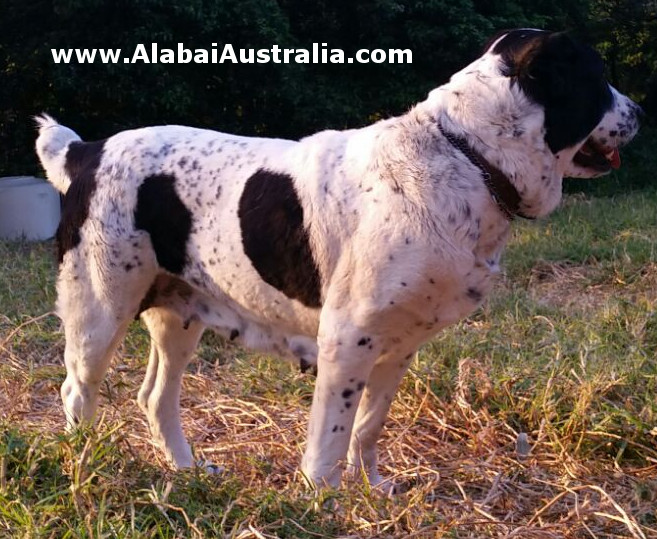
[{"x1": 485, "y1": 29, "x2": 641, "y2": 178}]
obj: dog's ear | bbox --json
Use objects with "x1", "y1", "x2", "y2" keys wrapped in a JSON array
[
  {"x1": 496, "y1": 31, "x2": 593, "y2": 101},
  {"x1": 507, "y1": 31, "x2": 613, "y2": 153},
  {"x1": 493, "y1": 29, "x2": 550, "y2": 79},
  {"x1": 522, "y1": 33, "x2": 585, "y2": 101}
]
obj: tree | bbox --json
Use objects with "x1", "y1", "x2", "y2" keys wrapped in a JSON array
[{"x1": 0, "y1": 0, "x2": 652, "y2": 177}]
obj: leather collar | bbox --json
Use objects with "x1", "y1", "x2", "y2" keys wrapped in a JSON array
[{"x1": 438, "y1": 122, "x2": 531, "y2": 221}]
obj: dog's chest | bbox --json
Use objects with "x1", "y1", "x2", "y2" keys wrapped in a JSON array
[{"x1": 392, "y1": 212, "x2": 510, "y2": 337}]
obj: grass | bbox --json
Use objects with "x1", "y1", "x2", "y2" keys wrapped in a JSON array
[{"x1": 1, "y1": 188, "x2": 657, "y2": 537}]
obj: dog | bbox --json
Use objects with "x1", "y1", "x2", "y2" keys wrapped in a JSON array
[{"x1": 36, "y1": 29, "x2": 640, "y2": 489}]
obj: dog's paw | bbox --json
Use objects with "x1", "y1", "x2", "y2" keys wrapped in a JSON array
[
  {"x1": 196, "y1": 460, "x2": 225, "y2": 475},
  {"x1": 345, "y1": 468, "x2": 409, "y2": 496},
  {"x1": 343, "y1": 468, "x2": 397, "y2": 496},
  {"x1": 372, "y1": 477, "x2": 409, "y2": 497}
]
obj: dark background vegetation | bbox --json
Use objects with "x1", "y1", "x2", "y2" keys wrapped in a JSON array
[{"x1": 1, "y1": 0, "x2": 656, "y2": 189}]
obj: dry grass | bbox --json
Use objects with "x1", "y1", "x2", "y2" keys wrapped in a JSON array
[
  {"x1": 526, "y1": 262, "x2": 657, "y2": 315},
  {"x1": 1, "y1": 319, "x2": 655, "y2": 538},
  {"x1": 2, "y1": 190, "x2": 657, "y2": 537}
]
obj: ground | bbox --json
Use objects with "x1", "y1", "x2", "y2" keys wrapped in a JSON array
[{"x1": 1, "y1": 189, "x2": 656, "y2": 538}]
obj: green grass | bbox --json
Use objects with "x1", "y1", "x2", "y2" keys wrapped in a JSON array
[
  {"x1": 1, "y1": 188, "x2": 657, "y2": 537},
  {"x1": 506, "y1": 191, "x2": 657, "y2": 277}
]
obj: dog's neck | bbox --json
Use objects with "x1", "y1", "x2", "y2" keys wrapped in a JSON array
[
  {"x1": 437, "y1": 122, "x2": 533, "y2": 221},
  {"x1": 415, "y1": 60, "x2": 565, "y2": 218}
]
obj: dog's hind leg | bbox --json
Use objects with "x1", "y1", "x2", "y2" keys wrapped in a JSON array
[
  {"x1": 57, "y1": 236, "x2": 158, "y2": 430},
  {"x1": 138, "y1": 306, "x2": 205, "y2": 469},
  {"x1": 58, "y1": 279, "x2": 140, "y2": 428},
  {"x1": 60, "y1": 314, "x2": 131, "y2": 428}
]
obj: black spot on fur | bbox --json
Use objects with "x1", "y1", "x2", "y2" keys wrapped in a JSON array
[
  {"x1": 134, "y1": 174, "x2": 192, "y2": 274},
  {"x1": 357, "y1": 337, "x2": 371, "y2": 346},
  {"x1": 342, "y1": 389, "x2": 354, "y2": 399},
  {"x1": 238, "y1": 169, "x2": 322, "y2": 308},
  {"x1": 230, "y1": 329, "x2": 239, "y2": 341},
  {"x1": 467, "y1": 287, "x2": 483, "y2": 302},
  {"x1": 183, "y1": 315, "x2": 198, "y2": 330},
  {"x1": 493, "y1": 30, "x2": 613, "y2": 153},
  {"x1": 357, "y1": 381, "x2": 365, "y2": 391},
  {"x1": 56, "y1": 139, "x2": 106, "y2": 263}
]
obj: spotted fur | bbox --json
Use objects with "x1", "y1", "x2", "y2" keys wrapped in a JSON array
[{"x1": 35, "y1": 29, "x2": 640, "y2": 490}]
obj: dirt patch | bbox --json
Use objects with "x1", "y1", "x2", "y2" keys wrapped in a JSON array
[{"x1": 525, "y1": 261, "x2": 657, "y2": 314}]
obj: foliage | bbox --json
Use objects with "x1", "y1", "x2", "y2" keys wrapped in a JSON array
[
  {"x1": 2, "y1": 0, "x2": 654, "y2": 178},
  {"x1": 588, "y1": 0, "x2": 657, "y2": 106}
]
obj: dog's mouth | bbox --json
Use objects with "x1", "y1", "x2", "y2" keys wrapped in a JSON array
[{"x1": 573, "y1": 138, "x2": 621, "y2": 172}]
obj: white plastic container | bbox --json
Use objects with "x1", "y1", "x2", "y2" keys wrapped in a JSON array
[{"x1": 0, "y1": 176, "x2": 61, "y2": 241}]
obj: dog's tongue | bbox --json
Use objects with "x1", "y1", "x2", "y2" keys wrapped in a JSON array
[{"x1": 608, "y1": 148, "x2": 621, "y2": 169}]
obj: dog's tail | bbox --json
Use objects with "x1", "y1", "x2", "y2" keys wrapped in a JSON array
[{"x1": 34, "y1": 114, "x2": 82, "y2": 193}]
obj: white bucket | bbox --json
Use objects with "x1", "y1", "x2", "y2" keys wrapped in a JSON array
[{"x1": 0, "y1": 176, "x2": 61, "y2": 241}]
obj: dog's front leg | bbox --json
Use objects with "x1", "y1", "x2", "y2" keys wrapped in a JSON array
[
  {"x1": 300, "y1": 313, "x2": 380, "y2": 488},
  {"x1": 347, "y1": 349, "x2": 417, "y2": 490}
]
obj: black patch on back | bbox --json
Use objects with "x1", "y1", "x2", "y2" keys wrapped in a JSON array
[
  {"x1": 238, "y1": 169, "x2": 322, "y2": 308},
  {"x1": 135, "y1": 174, "x2": 192, "y2": 274},
  {"x1": 493, "y1": 30, "x2": 613, "y2": 153},
  {"x1": 56, "y1": 140, "x2": 107, "y2": 263}
]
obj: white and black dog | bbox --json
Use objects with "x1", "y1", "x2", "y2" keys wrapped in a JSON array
[{"x1": 36, "y1": 29, "x2": 640, "y2": 489}]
